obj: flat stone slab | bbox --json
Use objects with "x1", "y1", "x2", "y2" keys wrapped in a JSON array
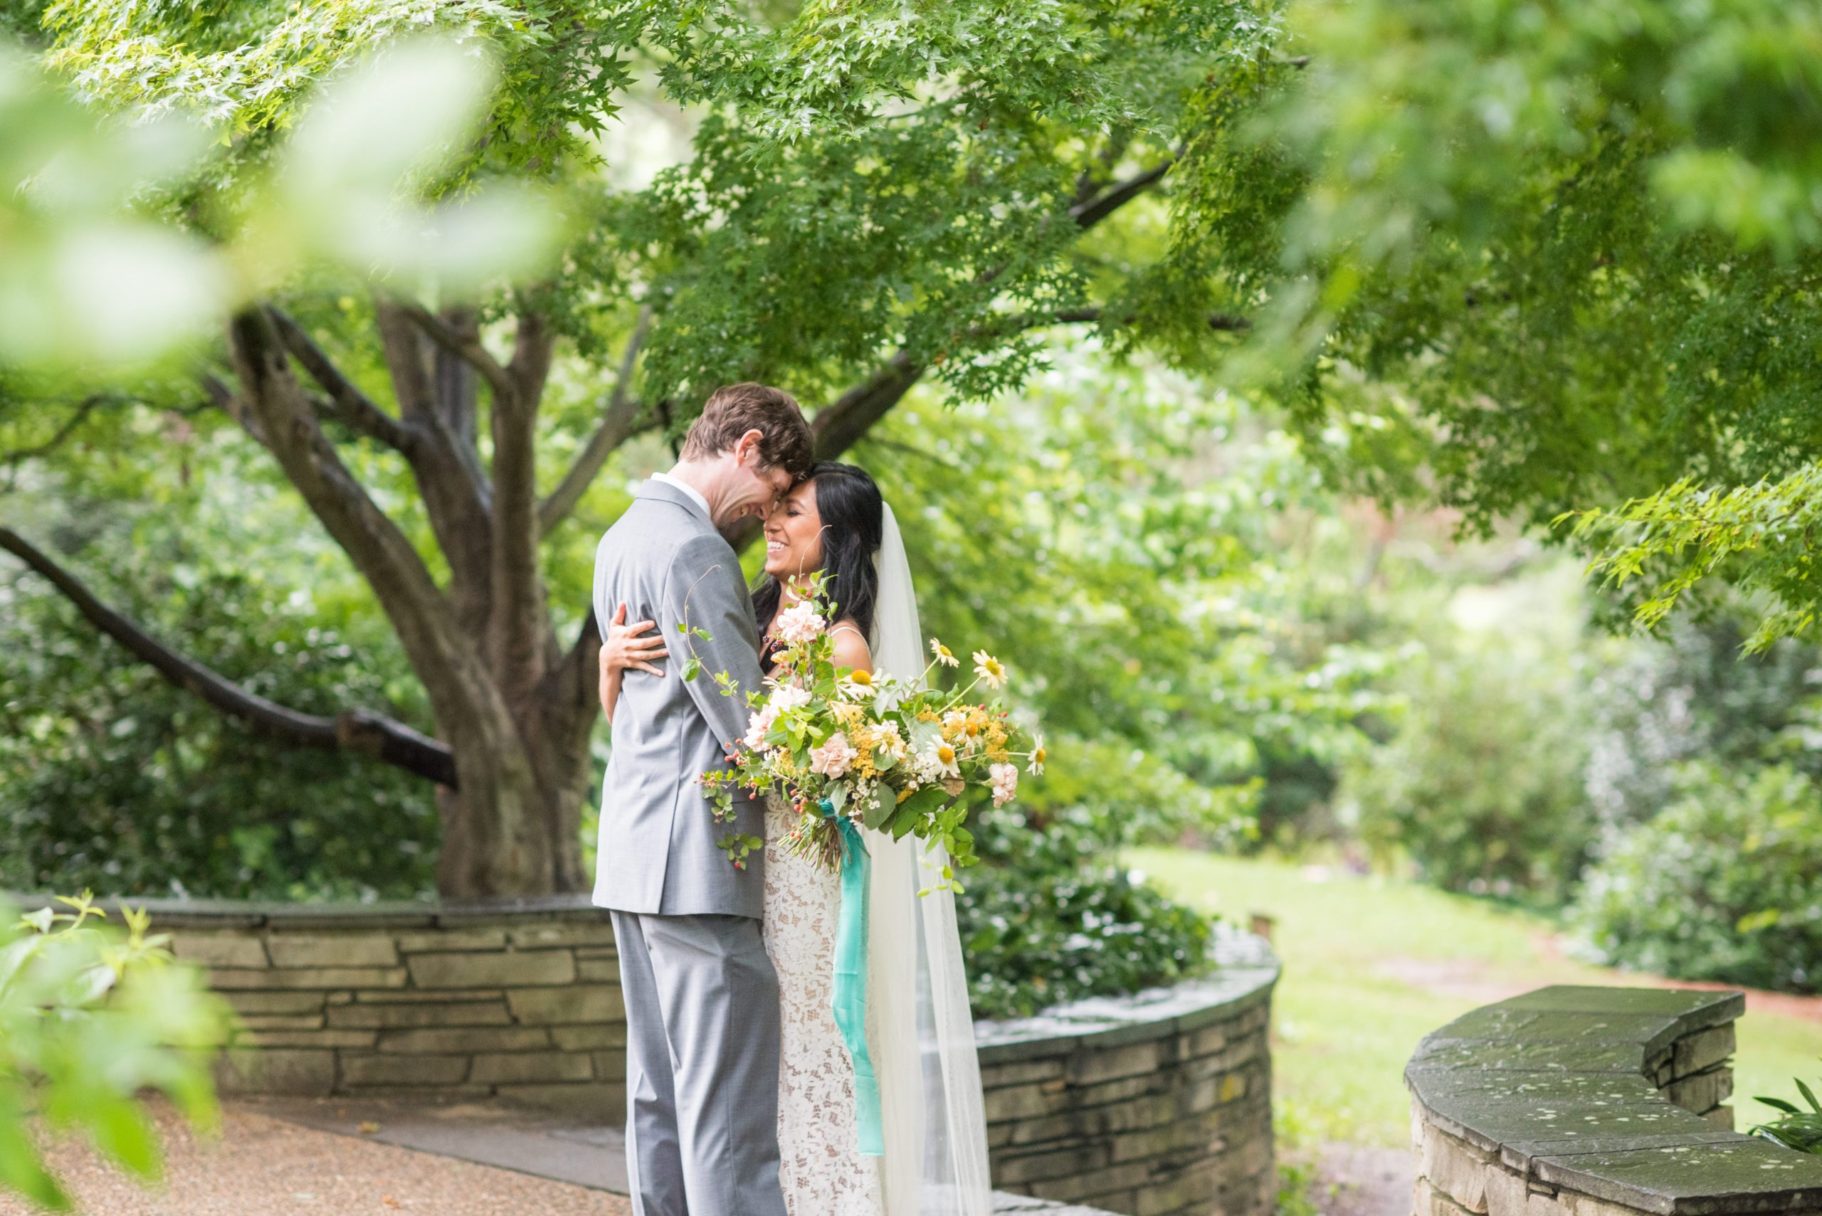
[
  {"x1": 245, "y1": 1095, "x2": 628, "y2": 1193},
  {"x1": 1495, "y1": 986, "x2": 1743, "y2": 1026},
  {"x1": 1408, "y1": 1037, "x2": 1649, "y2": 1075},
  {"x1": 1406, "y1": 985, "x2": 1822, "y2": 1213},
  {"x1": 1426, "y1": 1008, "x2": 1688, "y2": 1056},
  {"x1": 1534, "y1": 1139, "x2": 1822, "y2": 1214}
]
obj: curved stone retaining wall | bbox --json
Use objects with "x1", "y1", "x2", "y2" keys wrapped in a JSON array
[
  {"x1": 38, "y1": 894, "x2": 1277, "y2": 1214},
  {"x1": 976, "y1": 928, "x2": 1279, "y2": 1216},
  {"x1": 1407, "y1": 985, "x2": 1822, "y2": 1216}
]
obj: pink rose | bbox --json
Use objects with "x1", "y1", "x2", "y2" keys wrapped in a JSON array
[
  {"x1": 809, "y1": 732, "x2": 858, "y2": 779},
  {"x1": 989, "y1": 762, "x2": 1019, "y2": 807}
]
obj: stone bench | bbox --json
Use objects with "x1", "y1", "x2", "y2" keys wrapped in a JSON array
[{"x1": 1406, "y1": 985, "x2": 1822, "y2": 1216}]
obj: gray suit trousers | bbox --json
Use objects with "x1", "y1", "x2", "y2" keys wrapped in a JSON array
[{"x1": 612, "y1": 910, "x2": 787, "y2": 1216}]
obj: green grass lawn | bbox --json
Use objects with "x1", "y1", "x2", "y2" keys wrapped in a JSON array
[{"x1": 1130, "y1": 848, "x2": 1822, "y2": 1148}]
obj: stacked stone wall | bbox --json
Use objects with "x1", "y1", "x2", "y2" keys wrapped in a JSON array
[
  {"x1": 147, "y1": 897, "x2": 622, "y2": 1113},
  {"x1": 977, "y1": 937, "x2": 1280, "y2": 1216}
]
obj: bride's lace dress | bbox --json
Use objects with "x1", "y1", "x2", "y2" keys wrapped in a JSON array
[{"x1": 762, "y1": 796, "x2": 885, "y2": 1216}]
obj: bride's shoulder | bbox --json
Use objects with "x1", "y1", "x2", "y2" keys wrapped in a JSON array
[{"x1": 828, "y1": 617, "x2": 872, "y2": 671}]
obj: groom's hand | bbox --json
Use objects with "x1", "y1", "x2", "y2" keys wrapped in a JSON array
[{"x1": 602, "y1": 601, "x2": 669, "y2": 677}]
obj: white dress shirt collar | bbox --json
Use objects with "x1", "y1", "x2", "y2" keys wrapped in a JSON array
[{"x1": 650, "y1": 471, "x2": 711, "y2": 520}]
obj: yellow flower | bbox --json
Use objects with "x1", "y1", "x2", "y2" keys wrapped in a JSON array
[{"x1": 972, "y1": 651, "x2": 1006, "y2": 689}]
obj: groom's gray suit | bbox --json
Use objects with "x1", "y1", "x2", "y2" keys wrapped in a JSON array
[{"x1": 591, "y1": 477, "x2": 785, "y2": 1216}]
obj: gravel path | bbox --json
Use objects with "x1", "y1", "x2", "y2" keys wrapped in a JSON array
[
  {"x1": 0, "y1": 1100, "x2": 629, "y2": 1216},
  {"x1": 1312, "y1": 1142, "x2": 1412, "y2": 1215}
]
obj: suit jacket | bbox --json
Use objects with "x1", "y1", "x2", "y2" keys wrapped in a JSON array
[{"x1": 590, "y1": 479, "x2": 767, "y2": 918}]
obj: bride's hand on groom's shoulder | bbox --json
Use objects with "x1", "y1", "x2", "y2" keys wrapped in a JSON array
[{"x1": 602, "y1": 601, "x2": 669, "y2": 678}]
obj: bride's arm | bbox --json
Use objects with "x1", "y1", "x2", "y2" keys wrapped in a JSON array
[{"x1": 598, "y1": 603, "x2": 669, "y2": 721}]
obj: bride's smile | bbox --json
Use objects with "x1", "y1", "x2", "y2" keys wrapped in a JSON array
[{"x1": 763, "y1": 481, "x2": 829, "y2": 581}]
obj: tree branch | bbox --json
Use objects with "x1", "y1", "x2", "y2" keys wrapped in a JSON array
[
  {"x1": 398, "y1": 301, "x2": 516, "y2": 406},
  {"x1": 203, "y1": 373, "x2": 271, "y2": 448},
  {"x1": 2, "y1": 395, "x2": 108, "y2": 466},
  {"x1": 269, "y1": 308, "x2": 417, "y2": 453},
  {"x1": 1049, "y1": 306, "x2": 1250, "y2": 333},
  {"x1": 813, "y1": 149, "x2": 1185, "y2": 465},
  {"x1": 0, "y1": 526, "x2": 456, "y2": 786},
  {"x1": 227, "y1": 307, "x2": 486, "y2": 727},
  {"x1": 1069, "y1": 158, "x2": 1175, "y2": 230},
  {"x1": 539, "y1": 305, "x2": 654, "y2": 536},
  {"x1": 811, "y1": 350, "x2": 926, "y2": 461},
  {"x1": 486, "y1": 304, "x2": 549, "y2": 703}
]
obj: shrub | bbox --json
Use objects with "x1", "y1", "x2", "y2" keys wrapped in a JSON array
[
  {"x1": 1584, "y1": 618, "x2": 1822, "y2": 854},
  {"x1": 1343, "y1": 641, "x2": 1596, "y2": 904},
  {"x1": 957, "y1": 809, "x2": 1214, "y2": 1020},
  {"x1": 1572, "y1": 763, "x2": 1822, "y2": 993},
  {"x1": 0, "y1": 556, "x2": 438, "y2": 901}
]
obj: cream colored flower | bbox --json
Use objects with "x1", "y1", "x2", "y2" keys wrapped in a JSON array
[
  {"x1": 775, "y1": 599, "x2": 827, "y2": 645},
  {"x1": 972, "y1": 650, "x2": 1006, "y2": 689},
  {"x1": 929, "y1": 638, "x2": 959, "y2": 667},
  {"x1": 924, "y1": 740, "x2": 961, "y2": 779},
  {"x1": 1026, "y1": 737, "x2": 1047, "y2": 776}
]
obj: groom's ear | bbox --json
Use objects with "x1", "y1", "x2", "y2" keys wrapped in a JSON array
[{"x1": 732, "y1": 428, "x2": 766, "y2": 464}]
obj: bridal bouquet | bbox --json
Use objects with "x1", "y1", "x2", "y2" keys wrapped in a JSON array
[{"x1": 692, "y1": 587, "x2": 1045, "y2": 891}]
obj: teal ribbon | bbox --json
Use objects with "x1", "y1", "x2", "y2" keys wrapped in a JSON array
[{"x1": 822, "y1": 799, "x2": 884, "y2": 1157}]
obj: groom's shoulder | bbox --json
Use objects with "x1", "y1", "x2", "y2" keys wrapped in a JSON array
[{"x1": 595, "y1": 498, "x2": 724, "y2": 568}]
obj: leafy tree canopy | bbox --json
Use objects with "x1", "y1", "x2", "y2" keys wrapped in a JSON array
[{"x1": 1211, "y1": 0, "x2": 1822, "y2": 648}]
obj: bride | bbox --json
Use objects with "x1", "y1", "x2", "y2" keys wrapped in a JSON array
[{"x1": 599, "y1": 462, "x2": 993, "y2": 1216}]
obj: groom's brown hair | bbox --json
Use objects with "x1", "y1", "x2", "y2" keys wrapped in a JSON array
[{"x1": 680, "y1": 383, "x2": 814, "y2": 479}]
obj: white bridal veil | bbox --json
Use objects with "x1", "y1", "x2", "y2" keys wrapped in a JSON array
[{"x1": 867, "y1": 502, "x2": 994, "y2": 1216}]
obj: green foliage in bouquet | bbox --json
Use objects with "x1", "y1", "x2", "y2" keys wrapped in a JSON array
[
  {"x1": 958, "y1": 811, "x2": 1213, "y2": 1021},
  {"x1": 0, "y1": 893, "x2": 237, "y2": 1210},
  {"x1": 1572, "y1": 763, "x2": 1822, "y2": 994},
  {"x1": 1751, "y1": 1062, "x2": 1822, "y2": 1156},
  {"x1": 691, "y1": 578, "x2": 1040, "y2": 888}
]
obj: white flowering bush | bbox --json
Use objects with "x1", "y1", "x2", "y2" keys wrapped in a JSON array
[{"x1": 693, "y1": 583, "x2": 1043, "y2": 888}]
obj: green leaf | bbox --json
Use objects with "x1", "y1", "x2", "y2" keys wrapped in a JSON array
[
  {"x1": 861, "y1": 793, "x2": 896, "y2": 831},
  {"x1": 88, "y1": 1093, "x2": 161, "y2": 1180}
]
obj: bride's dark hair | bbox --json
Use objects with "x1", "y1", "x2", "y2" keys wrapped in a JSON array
[{"x1": 753, "y1": 461, "x2": 885, "y2": 641}]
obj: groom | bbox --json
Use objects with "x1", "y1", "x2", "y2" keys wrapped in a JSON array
[{"x1": 590, "y1": 383, "x2": 814, "y2": 1216}]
